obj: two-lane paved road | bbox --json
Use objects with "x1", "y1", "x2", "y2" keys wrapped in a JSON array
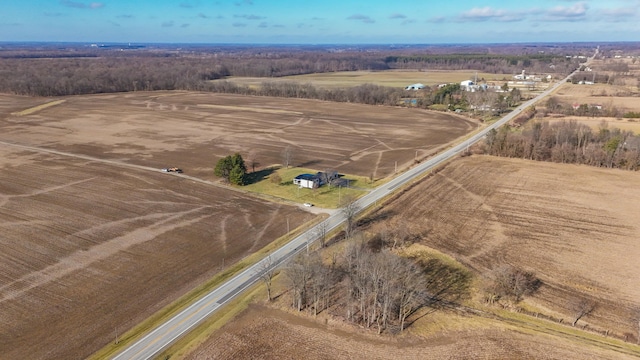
[{"x1": 112, "y1": 51, "x2": 594, "y2": 360}]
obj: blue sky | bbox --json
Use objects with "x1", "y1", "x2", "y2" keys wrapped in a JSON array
[{"x1": 2, "y1": 1, "x2": 639, "y2": 43}]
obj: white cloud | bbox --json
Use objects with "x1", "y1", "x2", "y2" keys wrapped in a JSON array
[
  {"x1": 459, "y1": 7, "x2": 523, "y2": 22},
  {"x1": 60, "y1": 1, "x2": 104, "y2": 9},
  {"x1": 546, "y1": 2, "x2": 589, "y2": 20},
  {"x1": 389, "y1": 13, "x2": 407, "y2": 19},
  {"x1": 347, "y1": 14, "x2": 375, "y2": 24}
]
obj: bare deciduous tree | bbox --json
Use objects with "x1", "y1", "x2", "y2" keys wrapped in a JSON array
[
  {"x1": 284, "y1": 253, "x2": 312, "y2": 311},
  {"x1": 256, "y1": 255, "x2": 276, "y2": 301},
  {"x1": 485, "y1": 265, "x2": 539, "y2": 303},
  {"x1": 282, "y1": 145, "x2": 294, "y2": 168},
  {"x1": 246, "y1": 150, "x2": 259, "y2": 173},
  {"x1": 569, "y1": 297, "x2": 597, "y2": 327},
  {"x1": 341, "y1": 196, "x2": 361, "y2": 239},
  {"x1": 315, "y1": 221, "x2": 328, "y2": 248}
]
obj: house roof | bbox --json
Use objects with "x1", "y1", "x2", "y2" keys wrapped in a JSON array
[{"x1": 295, "y1": 174, "x2": 317, "y2": 181}]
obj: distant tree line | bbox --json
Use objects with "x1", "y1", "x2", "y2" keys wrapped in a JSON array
[
  {"x1": 483, "y1": 120, "x2": 640, "y2": 170},
  {"x1": 0, "y1": 49, "x2": 578, "y2": 98},
  {"x1": 385, "y1": 54, "x2": 578, "y2": 75}
]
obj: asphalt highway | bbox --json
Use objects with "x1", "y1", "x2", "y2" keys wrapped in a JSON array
[{"x1": 112, "y1": 52, "x2": 594, "y2": 360}]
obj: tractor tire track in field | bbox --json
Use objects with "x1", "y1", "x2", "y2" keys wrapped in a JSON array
[
  {"x1": 0, "y1": 177, "x2": 96, "y2": 209},
  {"x1": 0, "y1": 206, "x2": 212, "y2": 304},
  {"x1": 0, "y1": 139, "x2": 243, "y2": 194}
]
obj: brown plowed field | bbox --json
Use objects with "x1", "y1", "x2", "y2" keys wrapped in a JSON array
[
  {"x1": 0, "y1": 92, "x2": 474, "y2": 359},
  {"x1": 0, "y1": 93, "x2": 326, "y2": 359},
  {"x1": 0, "y1": 146, "x2": 314, "y2": 360},
  {"x1": 0, "y1": 92, "x2": 476, "y2": 179},
  {"x1": 187, "y1": 304, "x2": 637, "y2": 360},
  {"x1": 187, "y1": 156, "x2": 640, "y2": 359},
  {"x1": 371, "y1": 156, "x2": 640, "y2": 335}
]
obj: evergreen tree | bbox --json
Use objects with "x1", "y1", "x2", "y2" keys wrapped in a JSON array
[{"x1": 214, "y1": 153, "x2": 246, "y2": 185}]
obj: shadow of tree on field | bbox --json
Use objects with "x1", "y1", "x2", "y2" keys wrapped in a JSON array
[
  {"x1": 298, "y1": 159, "x2": 322, "y2": 168},
  {"x1": 245, "y1": 166, "x2": 279, "y2": 185}
]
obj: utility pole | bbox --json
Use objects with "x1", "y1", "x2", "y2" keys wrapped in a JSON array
[
  {"x1": 395, "y1": 161, "x2": 397, "y2": 174},
  {"x1": 286, "y1": 217, "x2": 290, "y2": 235}
]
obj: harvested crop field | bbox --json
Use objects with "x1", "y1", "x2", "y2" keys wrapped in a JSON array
[
  {"x1": 368, "y1": 156, "x2": 640, "y2": 336},
  {"x1": 545, "y1": 115, "x2": 640, "y2": 134},
  {"x1": 185, "y1": 303, "x2": 637, "y2": 360},
  {"x1": 552, "y1": 82, "x2": 640, "y2": 112},
  {"x1": 0, "y1": 145, "x2": 314, "y2": 359},
  {"x1": 0, "y1": 92, "x2": 476, "y2": 179},
  {"x1": 0, "y1": 91, "x2": 475, "y2": 359},
  {"x1": 217, "y1": 70, "x2": 514, "y2": 89}
]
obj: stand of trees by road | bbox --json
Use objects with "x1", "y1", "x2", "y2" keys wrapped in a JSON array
[
  {"x1": 282, "y1": 233, "x2": 471, "y2": 334},
  {"x1": 482, "y1": 120, "x2": 640, "y2": 170}
]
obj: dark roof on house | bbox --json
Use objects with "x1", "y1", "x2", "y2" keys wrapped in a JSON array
[{"x1": 295, "y1": 174, "x2": 317, "y2": 180}]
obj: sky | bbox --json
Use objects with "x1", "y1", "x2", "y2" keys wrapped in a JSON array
[{"x1": 1, "y1": 0, "x2": 639, "y2": 44}]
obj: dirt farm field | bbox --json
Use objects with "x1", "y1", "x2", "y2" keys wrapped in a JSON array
[
  {"x1": 1, "y1": 92, "x2": 475, "y2": 180},
  {"x1": 541, "y1": 82, "x2": 640, "y2": 134},
  {"x1": 185, "y1": 156, "x2": 640, "y2": 359},
  {"x1": 370, "y1": 156, "x2": 640, "y2": 334},
  {"x1": 187, "y1": 303, "x2": 638, "y2": 360},
  {"x1": 0, "y1": 91, "x2": 475, "y2": 359},
  {"x1": 553, "y1": 82, "x2": 640, "y2": 113},
  {"x1": 0, "y1": 145, "x2": 316, "y2": 360}
]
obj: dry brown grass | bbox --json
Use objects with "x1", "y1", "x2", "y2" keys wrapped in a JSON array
[
  {"x1": 217, "y1": 70, "x2": 515, "y2": 89},
  {"x1": 11, "y1": 99, "x2": 66, "y2": 116}
]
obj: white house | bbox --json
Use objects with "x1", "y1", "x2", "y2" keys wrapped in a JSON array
[
  {"x1": 293, "y1": 174, "x2": 320, "y2": 189},
  {"x1": 293, "y1": 171, "x2": 339, "y2": 189},
  {"x1": 460, "y1": 80, "x2": 475, "y2": 91}
]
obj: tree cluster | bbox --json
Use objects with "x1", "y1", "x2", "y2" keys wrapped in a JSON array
[
  {"x1": 284, "y1": 244, "x2": 430, "y2": 333},
  {"x1": 283, "y1": 231, "x2": 471, "y2": 334},
  {"x1": 484, "y1": 265, "x2": 540, "y2": 304},
  {"x1": 483, "y1": 120, "x2": 640, "y2": 170},
  {"x1": 214, "y1": 153, "x2": 247, "y2": 185}
]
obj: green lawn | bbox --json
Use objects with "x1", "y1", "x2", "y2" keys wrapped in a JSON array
[{"x1": 243, "y1": 167, "x2": 375, "y2": 208}]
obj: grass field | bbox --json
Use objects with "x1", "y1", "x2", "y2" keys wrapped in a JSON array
[
  {"x1": 217, "y1": 69, "x2": 516, "y2": 89},
  {"x1": 243, "y1": 166, "x2": 374, "y2": 208}
]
